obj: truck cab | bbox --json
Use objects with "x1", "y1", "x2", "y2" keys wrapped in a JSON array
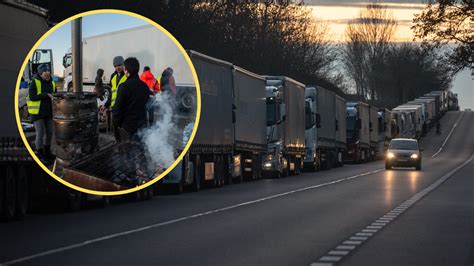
[
  {"x1": 303, "y1": 87, "x2": 321, "y2": 171},
  {"x1": 263, "y1": 81, "x2": 288, "y2": 177}
]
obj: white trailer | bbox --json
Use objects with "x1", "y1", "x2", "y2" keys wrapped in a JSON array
[{"x1": 62, "y1": 25, "x2": 194, "y2": 92}]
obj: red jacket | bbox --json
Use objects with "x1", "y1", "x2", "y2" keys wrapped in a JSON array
[{"x1": 140, "y1": 70, "x2": 158, "y2": 93}]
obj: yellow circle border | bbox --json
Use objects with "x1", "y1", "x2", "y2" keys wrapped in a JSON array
[{"x1": 14, "y1": 9, "x2": 201, "y2": 196}]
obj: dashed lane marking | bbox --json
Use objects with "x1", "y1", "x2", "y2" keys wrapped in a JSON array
[
  {"x1": 311, "y1": 154, "x2": 473, "y2": 266},
  {"x1": 432, "y1": 112, "x2": 465, "y2": 158}
]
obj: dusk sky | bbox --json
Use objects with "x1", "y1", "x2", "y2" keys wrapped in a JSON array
[{"x1": 307, "y1": 0, "x2": 472, "y2": 110}]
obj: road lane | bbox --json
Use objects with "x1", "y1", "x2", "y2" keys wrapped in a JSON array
[{"x1": 1, "y1": 111, "x2": 470, "y2": 266}]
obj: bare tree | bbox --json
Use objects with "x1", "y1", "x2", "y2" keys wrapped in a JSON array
[
  {"x1": 342, "y1": 3, "x2": 398, "y2": 100},
  {"x1": 412, "y1": 0, "x2": 473, "y2": 73}
]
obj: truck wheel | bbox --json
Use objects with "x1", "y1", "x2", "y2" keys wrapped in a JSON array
[
  {"x1": 15, "y1": 165, "x2": 29, "y2": 219},
  {"x1": 100, "y1": 196, "x2": 110, "y2": 208},
  {"x1": 385, "y1": 162, "x2": 391, "y2": 170},
  {"x1": 416, "y1": 162, "x2": 421, "y2": 171},
  {"x1": 172, "y1": 178, "x2": 184, "y2": 194},
  {"x1": 192, "y1": 156, "x2": 201, "y2": 192},
  {"x1": 1, "y1": 165, "x2": 16, "y2": 221},
  {"x1": 66, "y1": 189, "x2": 82, "y2": 211}
]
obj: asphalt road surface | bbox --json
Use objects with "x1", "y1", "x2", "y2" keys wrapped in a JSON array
[{"x1": 1, "y1": 111, "x2": 472, "y2": 266}]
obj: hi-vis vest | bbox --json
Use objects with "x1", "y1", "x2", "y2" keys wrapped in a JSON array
[
  {"x1": 111, "y1": 73, "x2": 127, "y2": 107},
  {"x1": 27, "y1": 79, "x2": 56, "y2": 115}
]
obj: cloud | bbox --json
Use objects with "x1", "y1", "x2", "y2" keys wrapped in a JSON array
[
  {"x1": 331, "y1": 18, "x2": 413, "y2": 25},
  {"x1": 304, "y1": 0, "x2": 425, "y2": 9}
]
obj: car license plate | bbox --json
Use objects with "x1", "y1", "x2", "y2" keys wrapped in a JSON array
[{"x1": 397, "y1": 158, "x2": 408, "y2": 162}]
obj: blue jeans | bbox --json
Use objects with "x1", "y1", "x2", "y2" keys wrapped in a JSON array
[{"x1": 34, "y1": 117, "x2": 53, "y2": 150}]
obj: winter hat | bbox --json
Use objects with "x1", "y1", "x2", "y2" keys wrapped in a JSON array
[
  {"x1": 113, "y1": 56, "x2": 124, "y2": 66},
  {"x1": 37, "y1": 64, "x2": 50, "y2": 75}
]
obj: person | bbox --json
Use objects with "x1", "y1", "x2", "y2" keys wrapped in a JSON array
[
  {"x1": 160, "y1": 67, "x2": 176, "y2": 95},
  {"x1": 106, "y1": 56, "x2": 127, "y2": 141},
  {"x1": 27, "y1": 64, "x2": 56, "y2": 163},
  {"x1": 94, "y1": 68, "x2": 105, "y2": 100},
  {"x1": 107, "y1": 56, "x2": 127, "y2": 109},
  {"x1": 140, "y1": 66, "x2": 159, "y2": 126},
  {"x1": 112, "y1": 57, "x2": 151, "y2": 142}
]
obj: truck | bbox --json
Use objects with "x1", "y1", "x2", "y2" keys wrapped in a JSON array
[
  {"x1": 335, "y1": 94, "x2": 347, "y2": 167},
  {"x1": 0, "y1": 2, "x2": 85, "y2": 221},
  {"x1": 413, "y1": 97, "x2": 436, "y2": 127},
  {"x1": 420, "y1": 93, "x2": 442, "y2": 121},
  {"x1": 345, "y1": 101, "x2": 370, "y2": 163},
  {"x1": 303, "y1": 86, "x2": 345, "y2": 171},
  {"x1": 391, "y1": 109, "x2": 416, "y2": 139},
  {"x1": 447, "y1": 91, "x2": 459, "y2": 111},
  {"x1": 394, "y1": 105, "x2": 424, "y2": 139},
  {"x1": 162, "y1": 51, "x2": 267, "y2": 192},
  {"x1": 62, "y1": 24, "x2": 195, "y2": 93},
  {"x1": 376, "y1": 109, "x2": 392, "y2": 158},
  {"x1": 263, "y1": 76, "x2": 305, "y2": 177},
  {"x1": 369, "y1": 106, "x2": 379, "y2": 160}
]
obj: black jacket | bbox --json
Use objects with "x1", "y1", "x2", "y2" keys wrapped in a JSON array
[
  {"x1": 112, "y1": 74, "x2": 151, "y2": 135},
  {"x1": 28, "y1": 75, "x2": 55, "y2": 121}
]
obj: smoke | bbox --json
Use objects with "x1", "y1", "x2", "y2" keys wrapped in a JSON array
[{"x1": 138, "y1": 92, "x2": 180, "y2": 175}]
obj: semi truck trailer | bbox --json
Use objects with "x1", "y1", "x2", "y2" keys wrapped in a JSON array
[
  {"x1": 345, "y1": 102, "x2": 370, "y2": 163},
  {"x1": 263, "y1": 76, "x2": 305, "y2": 177},
  {"x1": 303, "y1": 86, "x2": 345, "y2": 171}
]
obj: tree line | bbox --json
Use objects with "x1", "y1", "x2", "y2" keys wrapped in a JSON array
[{"x1": 30, "y1": 0, "x2": 469, "y2": 108}]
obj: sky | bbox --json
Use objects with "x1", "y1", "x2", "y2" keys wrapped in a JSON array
[
  {"x1": 38, "y1": 13, "x2": 147, "y2": 77},
  {"x1": 307, "y1": 0, "x2": 473, "y2": 110}
]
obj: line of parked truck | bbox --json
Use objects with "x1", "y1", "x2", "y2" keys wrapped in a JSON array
[
  {"x1": 160, "y1": 50, "x2": 459, "y2": 192},
  {"x1": 0, "y1": 1, "x2": 460, "y2": 221}
]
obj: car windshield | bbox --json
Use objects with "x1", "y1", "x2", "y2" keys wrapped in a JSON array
[{"x1": 389, "y1": 140, "x2": 419, "y2": 150}]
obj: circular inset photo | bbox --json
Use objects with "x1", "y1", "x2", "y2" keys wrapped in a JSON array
[{"x1": 15, "y1": 10, "x2": 201, "y2": 196}]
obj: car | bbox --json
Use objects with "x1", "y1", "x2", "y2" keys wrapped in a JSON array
[{"x1": 385, "y1": 138, "x2": 422, "y2": 170}]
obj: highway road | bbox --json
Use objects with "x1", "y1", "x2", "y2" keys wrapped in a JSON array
[{"x1": 1, "y1": 111, "x2": 472, "y2": 266}]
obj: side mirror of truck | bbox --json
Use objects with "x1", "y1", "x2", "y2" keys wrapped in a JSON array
[
  {"x1": 356, "y1": 119, "x2": 362, "y2": 129},
  {"x1": 316, "y1": 113, "x2": 321, "y2": 128},
  {"x1": 278, "y1": 115, "x2": 286, "y2": 125},
  {"x1": 232, "y1": 110, "x2": 236, "y2": 124},
  {"x1": 63, "y1": 56, "x2": 67, "y2": 68}
]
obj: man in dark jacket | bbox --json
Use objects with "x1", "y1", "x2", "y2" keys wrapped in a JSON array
[
  {"x1": 112, "y1": 57, "x2": 150, "y2": 141},
  {"x1": 27, "y1": 64, "x2": 56, "y2": 163}
]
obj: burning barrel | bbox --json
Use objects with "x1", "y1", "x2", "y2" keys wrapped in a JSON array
[{"x1": 53, "y1": 92, "x2": 98, "y2": 165}]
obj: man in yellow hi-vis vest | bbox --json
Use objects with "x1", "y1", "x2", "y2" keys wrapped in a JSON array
[
  {"x1": 27, "y1": 64, "x2": 56, "y2": 163},
  {"x1": 106, "y1": 56, "x2": 127, "y2": 142}
]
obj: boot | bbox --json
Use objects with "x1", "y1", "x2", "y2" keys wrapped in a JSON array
[
  {"x1": 44, "y1": 145, "x2": 55, "y2": 162},
  {"x1": 36, "y1": 148, "x2": 49, "y2": 164},
  {"x1": 36, "y1": 148, "x2": 44, "y2": 159}
]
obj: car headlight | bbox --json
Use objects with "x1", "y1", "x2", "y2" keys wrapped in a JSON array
[
  {"x1": 387, "y1": 152, "x2": 395, "y2": 159},
  {"x1": 264, "y1": 162, "x2": 272, "y2": 168},
  {"x1": 410, "y1": 154, "x2": 418, "y2": 159}
]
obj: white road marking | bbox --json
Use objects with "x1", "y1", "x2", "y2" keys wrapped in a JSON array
[
  {"x1": 343, "y1": 240, "x2": 362, "y2": 245},
  {"x1": 328, "y1": 250, "x2": 349, "y2": 256},
  {"x1": 432, "y1": 112, "x2": 464, "y2": 158},
  {"x1": 350, "y1": 236, "x2": 367, "y2": 241},
  {"x1": 336, "y1": 245, "x2": 356, "y2": 250},
  {"x1": 1, "y1": 168, "x2": 385, "y2": 265},
  {"x1": 356, "y1": 232, "x2": 373, "y2": 237},
  {"x1": 311, "y1": 154, "x2": 473, "y2": 266},
  {"x1": 319, "y1": 256, "x2": 341, "y2": 262},
  {"x1": 310, "y1": 263, "x2": 333, "y2": 266}
]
